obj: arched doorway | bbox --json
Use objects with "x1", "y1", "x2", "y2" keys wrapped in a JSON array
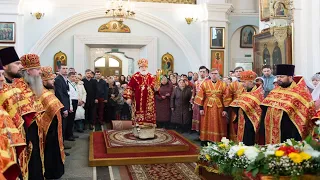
[{"x1": 94, "y1": 54, "x2": 122, "y2": 76}]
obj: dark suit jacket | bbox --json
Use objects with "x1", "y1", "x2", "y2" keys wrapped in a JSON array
[
  {"x1": 54, "y1": 75, "x2": 70, "y2": 112},
  {"x1": 82, "y1": 78, "x2": 98, "y2": 107}
]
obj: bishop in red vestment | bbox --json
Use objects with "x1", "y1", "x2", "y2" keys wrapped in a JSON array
[{"x1": 123, "y1": 58, "x2": 157, "y2": 139}]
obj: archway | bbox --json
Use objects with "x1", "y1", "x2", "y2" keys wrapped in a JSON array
[{"x1": 30, "y1": 8, "x2": 201, "y2": 71}]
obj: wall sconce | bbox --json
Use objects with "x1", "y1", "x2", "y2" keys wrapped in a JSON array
[
  {"x1": 30, "y1": 12, "x2": 45, "y2": 20},
  {"x1": 30, "y1": 0, "x2": 51, "y2": 20},
  {"x1": 185, "y1": 17, "x2": 197, "y2": 25}
]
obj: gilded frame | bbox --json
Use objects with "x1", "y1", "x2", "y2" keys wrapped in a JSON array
[
  {"x1": 240, "y1": 25, "x2": 256, "y2": 48},
  {"x1": 161, "y1": 52, "x2": 174, "y2": 75},
  {"x1": 211, "y1": 50, "x2": 224, "y2": 76},
  {"x1": 210, "y1": 27, "x2": 225, "y2": 49},
  {"x1": 0, "y1": 22, "x2": 15, "y2": 43},
  {"x1": 54, "y1": 51, "x2": 67, "y2": 72},
  {"x1": 253, "y1": 29, "x2": 292, "y2": 74},
  {"x1": 260, "y1": 0, "x2": 271, "y2": 21}
]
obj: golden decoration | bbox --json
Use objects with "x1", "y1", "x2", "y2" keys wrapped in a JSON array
[
  {"x1": 161, "y1": 52, "x2": 174, "y2": 75},
  {"x1": 98, "y1": 20, "x2": 131, "y2": 33},
  {"x1": 53, "y1": 51, "x2": 67, "y2": 72},
  {"x1": 270, "y1": 26, "x2": 291, "y2": 43}
]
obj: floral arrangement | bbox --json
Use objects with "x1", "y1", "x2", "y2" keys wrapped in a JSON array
[{"x1": 198, "y1": 137, "x2": 320, "y2": 180}]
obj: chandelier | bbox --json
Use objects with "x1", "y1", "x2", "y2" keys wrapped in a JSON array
[{"x1": 105, "y1": 0, "x2": 135, "y2": 22}]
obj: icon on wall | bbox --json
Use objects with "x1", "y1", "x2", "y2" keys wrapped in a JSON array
[
  {"x1": 54, "y1": 51, "x2": 67, "y2": 72},
  {"x1": 210, "y1": 27, "x2": 225, "y2": 49},
  {"x1": 161, "y1": 52, "x2": 174, "y2": 75},
  {"x1": 240, "y1": 25, "x2": 256, "y2": 48},
  {"x1": 211, "y1": 50, "x2": 224, "y2": 76},
  {"x1": 0, "y1": 22, "x2": 15, "y2": 43}
]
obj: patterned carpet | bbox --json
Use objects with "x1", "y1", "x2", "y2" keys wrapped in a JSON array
[{"x1": 126, "y1": 163, "x2": 200, "y2": 180}]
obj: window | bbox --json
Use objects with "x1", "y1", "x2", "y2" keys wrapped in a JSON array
[
  {"x1": 95, "y1": 58, "x2": 105, "y2": 67},
  {"x1": 109, "y1": 58, "x2": 120, "y2": 67}
]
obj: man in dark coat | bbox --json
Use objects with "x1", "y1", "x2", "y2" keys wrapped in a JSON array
[{"x1": 82, "y1": 69, "x2": 98, "y2": 130}]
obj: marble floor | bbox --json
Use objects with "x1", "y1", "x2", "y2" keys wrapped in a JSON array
[{"x1": 60, "y1": 125, "x2": 200, "y2": 180}]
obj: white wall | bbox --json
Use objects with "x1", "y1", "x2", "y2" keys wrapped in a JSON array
[
  {"x1": 0, "y1": 0, "x2": 24, "y2": 56},
  {"x1": 40, "y1": 17, "x2": 190, "y2": 74},
  {"x1": 228, "y1": 14, "x2": 259, "y2": 72},
  {"x1": 230, "y1": 26, "x2": 259, "y2": 70}
]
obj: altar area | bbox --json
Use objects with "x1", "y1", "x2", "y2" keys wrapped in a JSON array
[{"x1": 89, "y1": 129, "x2": 199, "y2": 166}]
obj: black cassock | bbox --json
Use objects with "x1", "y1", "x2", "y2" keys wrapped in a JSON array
[
  {"x1": 44, "y1": 117, "x2": 64, "y2": 179},
  {"x1": 25, "y1": 122, "x2": 44, "y2": 180},
  {"x1": 259, "y1": 106, "x2": 302, "y2": 145},
  {"x1": 233, "y1": 107, "x2": 256, "y2": 146}
]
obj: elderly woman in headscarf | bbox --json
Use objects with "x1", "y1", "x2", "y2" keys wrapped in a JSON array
[
  {"x1": 155, "y1": 75, "x2": 173, "y2": 128},
  {"x1": 170, "y1": 78, "x2": 193, "y2": 133}
]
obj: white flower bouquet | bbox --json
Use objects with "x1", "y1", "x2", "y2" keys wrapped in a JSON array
[{"x1": 198, "y1": 138, "x2": 320, "y2": 180}]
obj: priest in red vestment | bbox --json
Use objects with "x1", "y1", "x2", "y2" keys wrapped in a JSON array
[
  {"x1": 13, "y1": 54, "x2": 45, "y2": 180},
  {"x1": 123, "y1": 58, "x2": 157, "y2": 139},
  {"x1": 0, "y1": 61, "x2": 26, "y2": 180},
  {"x1": 230, "y1": 70, "x2": 264, "y2": 145},
  {"x1": 259, "y1": 64, "x2": 316, "y2": 144}
]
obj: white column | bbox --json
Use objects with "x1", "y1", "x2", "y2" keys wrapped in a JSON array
[
  {"x1": 293, "y1": 0, "x2": 319, "y2": 78},
  {"x1": 232, "y1": 0, "x2": 257, "y2": 13},
  {"x1": 311, "y1": 0, "x2": 320, "y2": 75},
  {"x1": 200, "y1": 3, "x2": 233, "y2": 76}
]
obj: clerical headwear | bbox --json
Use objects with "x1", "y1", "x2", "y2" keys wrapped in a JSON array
[
  {"x1": 240, "y1": 70, "x2": 257, "y2": 81},
  {"x1": 0, "y1": 47, "x2": 20, "y2": 66},
  {"x1": 138, "y1": 58, "x2": 148, "y2": 67},
  {"x1": 41, "y1": 66, "x2": 55, "y2": 80},
  {"x1": 276, "y1": 64, "x2": 295, "y2": 76},
  {"x1": 20, "y1": 54, "x2": 41, "y2": 70}
]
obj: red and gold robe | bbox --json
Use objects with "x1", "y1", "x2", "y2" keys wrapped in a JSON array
[
  {"x1": 261, "y1": 77, "x2": 316, "y2": 144},
  {"x1": 39, "y1": 88, "x2": 65, "y2": 164},
  {"x1": 0, "y1": 135, "x2": 21, "y2": 180},
  {"x1": 229, "y1": 86, "x2": 264, "y2": 143},
  {"x1": 0, "y1": 83, "x2": 32, "y2": 179},
  {"x1": 228, "y1": 81, "x2": 245, "y2": 141},
  {"x1": 191, "y1": 78, "x2": 205, "y2": 131},
  {"x1": 12, "y1": 78, "x2": 45, "y2": 178},
  {"x1": 123, "y1": 72, "x2": 156, "y2": 127},
  {"x1": 194, "y1": 80, "x2": 232, "y2": 142},
  {"x1": 0, "y1": 106, "x2": 26, "y2": 180}
]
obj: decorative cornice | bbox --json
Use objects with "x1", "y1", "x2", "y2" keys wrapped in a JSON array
[{"x1": 30, "y1": 8, "x2": 201, "y2": 68}]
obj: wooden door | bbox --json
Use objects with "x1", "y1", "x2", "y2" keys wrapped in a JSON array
[{"x1": 94, "y1": 55, "x2": 122, "y2": 77}]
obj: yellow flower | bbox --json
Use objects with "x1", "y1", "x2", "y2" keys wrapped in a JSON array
[
  {"x1": 237, "y1": 148, "x2": 245, "y2": 156},
  {"x1": 205, "y1": 154, "x2": 211, "y2": 161},
  {"x1": 275, "y1": 150, "x2": 285, "y2": 157},
  {"x1": 288, "y1": 152, "x2": 303, "y2": 164},
  {"x1": 218, "y1": 144, "x2": 226, "y2": 148},
  {"x1": 299, "y1": 152, "x2": 311, "y2": 161}
]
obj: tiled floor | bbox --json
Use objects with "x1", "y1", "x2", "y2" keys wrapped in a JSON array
[{"x1": 60, "y1": 126, "x2": 200, "y2": 180}]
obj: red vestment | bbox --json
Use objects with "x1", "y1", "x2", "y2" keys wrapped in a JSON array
[
  {"x1": 230, "y1": 85, "x2": 264, "y2": 143},
  {"x1": 123, "y1": 72, "x2": 156, "y2": 126},
  {"x1": 191, "y1": 78, "x2": 205, "y2": 131},
  {"x1": 261, "y1": 77, "x2": 316, "y2": 144},
  {"x1": 194, "y1": 80, "x2": 232, "y2": 142},
  {"x1": 39, "y1": 88, "x2": 65, "y2": 164}
]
